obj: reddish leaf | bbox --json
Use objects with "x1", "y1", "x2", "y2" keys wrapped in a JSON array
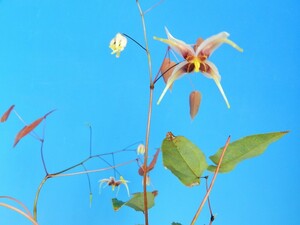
[
  {"x1": 160, "y1": 58, "x2": 176, "y2": 88},
  {"x1": 138, "y1": 149, "x2": 160, "y2": 176},
  {"x1": 13, "y1": 110, "x2": 55, "y2": 147},
  {"x1": 1, "y1": 105, "x2": 15, "y2": 122},
  {"x1": 189, "y1": 91, "x2": 202, "y2": 120}
]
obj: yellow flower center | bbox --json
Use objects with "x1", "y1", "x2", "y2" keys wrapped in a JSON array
[{"x1": 186, "y1": 56, "x2": 202, "y2": 73}]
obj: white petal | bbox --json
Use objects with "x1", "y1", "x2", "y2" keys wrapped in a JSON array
[{"x1": 202, "y1": 61, "x2": 230, "y2": 108}]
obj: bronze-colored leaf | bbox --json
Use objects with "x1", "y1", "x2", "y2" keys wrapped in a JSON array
[
  {"x1": 189, "y1": 91, "x2": 202, "y2": 119},
  {"x1": 13, "y1": 110, "x2": 55, "y2": 147},
  {"x1": 1, "y1": 105, "x2": 15, "y2": 122},
  {"x1": 138, "y1": 149, "x2": 160, "y2": 176},
  {"x1": 160, "y1": 58, "x2": 176, "y2": 88}
]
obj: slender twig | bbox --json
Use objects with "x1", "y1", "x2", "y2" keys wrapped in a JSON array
[
  {"x1": 153, "y1": 61, "x2": 180, "y2": 84},
  {"x1": 121, "y1": 33, "x2": 147, "y2": 52},
  {"x1": 0, "y1": 203, "x2": 38, "y2": 225},
  {"x1": 190, "y1": 136, "x2": 231, "y2": 225},
  {"x1": 0, "y1": 196, "x2": 32, "y2": 217},
  {"x1": 33, "y1": 176, "x2": 49, "y2": 220},
  {"x1": 40, "y1": 140, "x2": 48, "y2": 174},
  {"x1": 13, "y1": 110, "x2": 41, "y2": 141},
  {"x1": 136, "y1": 1, "x2": 154, "y2": 224},
  {"x1": 204, "y1": 176, "x2": 214, "y2": 217},
  {"x1": 89, "y1": 125, "x2": 92, "y2": 156},
  {"x1": 96, "y1": 155, "x2": 122, "y2": 176},
  {"x1": 144, "y1": 0, "x2": 165, "y2": 14},
  {"x1": 81, "y1": 163, "x2": 92, "y2": 199},
  {"x1": 52, "y1": 159, "x2": 136, "y2": 177}
]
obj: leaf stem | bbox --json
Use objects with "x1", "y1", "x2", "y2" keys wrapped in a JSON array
[
  {"x1": 190, "y1": 136, "x2": 231, "y2": 225},
  {"x1": 0, "y1": 203, "x2": 38, "y2": 225}
]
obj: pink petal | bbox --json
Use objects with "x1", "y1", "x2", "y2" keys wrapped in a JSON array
[
  {"x1": 196, "y1": 32, "x2": 230, "y2": 57},
  {"x1": 157, "y1": 61, "x2": 188, "y2": 104},
  {"x1": 154, "y1": 28, "x2": 195, "y2": 59},
  {"x1": 196, "y1": 32, "x2": 243, "y2": 57}
]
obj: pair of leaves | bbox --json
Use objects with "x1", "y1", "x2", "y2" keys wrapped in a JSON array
[
  {"x1": 161, "y1": 131, "x2": 288, "y2": 186},
  {"x1": 112, "y1": 191, "x2": 158, "y2": 212}
]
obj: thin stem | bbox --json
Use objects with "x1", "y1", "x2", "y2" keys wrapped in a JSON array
[
  {"x1": 40, "y1": 140, "x2": 48, "y2": 174},
  {"x1": 190, "y1": 136, "x2": 231, "y2": 225},
  {"x1": 52, "y1": 159, "x2": 136, "y2": 177},
  {"x1": 122, "y1": 33, "x2": 147, "y2": 52},
  {"x1": 153, "y1": 61, "x2": 180, "y2": 85},
  {"x1": 0, "y1": 203, "x2": 38, "y2": 225},
  {"x1": 144, "y1": 0, "x2": 165, "y2": 14},
  {"x1": 81, "y1": 163, "x2": 92, "y2": 198},
  {"x1": 52, "y1": 156, "x2": 91, "y2": 176},
  {"x1": 89, "y1": 125, "x2": 92, "y2": 156},
  {"x1": 0, "y1": 196, "x2": 32, "y2": 217},
  {"x1": 33, "y1": 176, "x2": 49, "y2": 220},
  {"x1": 136, "y1": 1, "x2": 154, "y2": 224},
  {"x1": 112, "y1": 154, "x2": 116, "y2": 177},
  {"x1": 136, "y1": 0, "x2": 153, "y2": 83}
]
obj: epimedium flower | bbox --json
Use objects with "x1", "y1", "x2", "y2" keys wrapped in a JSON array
[
  {"x1": 109, "y1": 33, "x2": 127, "y2": 58},
  {"x1": 137, "y1": 143, "x2": 145, "y2": 155},
  {"x1": 154, "y1": 28, "x2": 243, "y2": 108},
  {"x1": 99, "y1": 176, "x2": 130, "y2": 196}
]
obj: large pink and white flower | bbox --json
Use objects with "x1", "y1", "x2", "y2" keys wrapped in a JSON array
[{"x1": 154, "y1": 28, "x2": 243, "y2": 108}]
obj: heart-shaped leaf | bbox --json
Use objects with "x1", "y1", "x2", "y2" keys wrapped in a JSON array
[
  {"x1": 208, "y1": 131, "x2": 288, "y2": 173},
  {"x1": 161, "y1": 132, "x2": 208, "y2": 186}
]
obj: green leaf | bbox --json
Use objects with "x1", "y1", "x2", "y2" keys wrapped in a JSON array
[
  {"x1": 161, "y1": 132, "x2": 208, "y2": 186},
  {"x1": 112, "y1": 191, "x2": 157, "y2": 212},
  {"x1": 112, "y1": 198, "x2": 126, "y2": 211},
  {"x1": 208, "y1": 131, "x2": 288, "y2": 173}
]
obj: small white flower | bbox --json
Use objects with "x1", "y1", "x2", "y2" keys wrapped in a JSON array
[
  {"x1": 109, "y1": 33, "x2": 127, "y2": 58},
  {"x1": 137, "y1": 144, "x2": 145, "y2": 155}
]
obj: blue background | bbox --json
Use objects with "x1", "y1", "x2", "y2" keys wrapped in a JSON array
[{"x1": 0, "y1": 0, "x2": 299, "y2": 224}]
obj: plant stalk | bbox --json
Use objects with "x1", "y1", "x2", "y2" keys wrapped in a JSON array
[
  {"x1": 136, "y1": 1, "x2": 154, "y2": 225},
  {"x1": 190, "y1": 136, "x2": 231, "y2": 225}
]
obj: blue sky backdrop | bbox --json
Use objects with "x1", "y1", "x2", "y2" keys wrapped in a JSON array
[{"x1": 0, "y1": 0, "x2": 299, "y2": 224}]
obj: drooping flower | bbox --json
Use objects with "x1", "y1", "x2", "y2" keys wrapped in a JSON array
[
  {"x1": 154, "y1": 28, "x2": 243, "y2": 108},
  {"x1": 137, "y1": 144, "x2": 145, "y2": 155},
  {"x1": 109, "y1": 33, "x2": 127, "y2": 58},
  {"x1": 99, "y1": 176, "x2": 130, "y2": 196}
]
